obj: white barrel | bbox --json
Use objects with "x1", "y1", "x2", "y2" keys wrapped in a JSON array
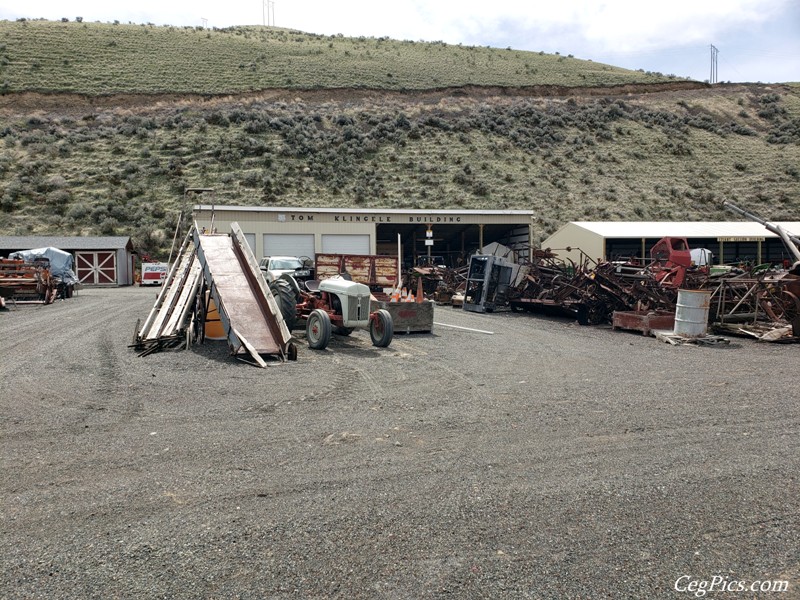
[{"x1": 673, "y1": 289, "x2": 711, "y2": 337}]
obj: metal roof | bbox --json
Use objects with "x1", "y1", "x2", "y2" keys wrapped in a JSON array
[
  {"x1": 0, "y1": 236, "x2": 133, "y2": 251},
  {"x1": 193, "y1": 204, "x2": 535, "y2": 217},
  {"x1": 565, "y1": 221, "x2": 800, "y2": 239}
]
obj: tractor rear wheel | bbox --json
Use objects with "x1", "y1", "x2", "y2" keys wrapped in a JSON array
[
  {"x1": 306, "y1": 309, "x2": 332, "y2": 350},
  {"x1": 270, "y1": 279, "x2": 298, "y2": 330},
  {"x1": 370, "y1": 309, "x2": 393, "y2": 347}
]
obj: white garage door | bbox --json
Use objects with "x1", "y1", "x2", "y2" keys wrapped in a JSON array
[
  {"x1": 321, "y1": 234, "x2": 370, "y2": 255},
  {"x1": 263, "y1": 234, "x2": 315, "y2": 259},
  {"x1": 243, "y1": 233, "x2": 256, "y2": 254}
]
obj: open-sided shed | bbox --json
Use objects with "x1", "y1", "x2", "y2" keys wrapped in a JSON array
[{"x1": 542, "y1": 221, "x2": 800, "y2": 266}]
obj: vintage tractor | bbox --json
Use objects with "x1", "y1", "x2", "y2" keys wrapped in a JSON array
[{"x1": 269, "y1": 275, "x2": 393, "y2": 350}]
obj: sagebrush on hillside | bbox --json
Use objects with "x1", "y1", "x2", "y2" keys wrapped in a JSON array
[{"x1": 0, "y1": 20, "x2": 798, "y2": 258}]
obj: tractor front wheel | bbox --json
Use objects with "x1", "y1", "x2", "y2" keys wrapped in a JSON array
[
  {"x1": 370, "y1": 309, "x2": 393, "y2": 348},
  {"x1": 306, "y1": 309, "x2": 332, "y2": 350}
]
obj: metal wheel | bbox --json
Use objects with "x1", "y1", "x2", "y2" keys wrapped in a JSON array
[
  {"x1": 370, "y1": 309, "x2": 393, "y2": 347},
  {"x1": 779, "y1": 290, "x2": 800, "y2": 322},
  {"x1": 306, "y1": 309, "x2": 332, "y2": 350}
]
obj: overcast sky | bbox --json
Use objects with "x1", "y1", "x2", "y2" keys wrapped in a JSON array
[{"x1": 2, "y1": 0, "x2": 798, "y2": 83}]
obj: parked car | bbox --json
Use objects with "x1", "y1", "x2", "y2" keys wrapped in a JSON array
[{"x1": 259, "y1": 255, "x2": 314, "y2": 284}]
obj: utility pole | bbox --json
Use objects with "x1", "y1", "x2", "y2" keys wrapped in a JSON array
[
  {"x1": 263, "y1": 0, "x2": 275, "y2": 26},
  {"x1": 710, "y1": 44, "x2": 719, "y2": 84}
]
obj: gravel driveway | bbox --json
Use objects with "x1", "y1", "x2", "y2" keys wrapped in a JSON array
[{"x1": 2, "y1": 286, "x2": 798, "y2": 599}]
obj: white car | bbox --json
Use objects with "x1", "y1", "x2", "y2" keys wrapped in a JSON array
[{"x1": 258, "y1": 256, "x2": 313, "y2": 283}]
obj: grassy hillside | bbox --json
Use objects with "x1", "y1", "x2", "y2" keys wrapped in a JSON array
[
  {"x1": 0, "y1": 19, "x2": 685, "y2": 95},
  {"x1": 0, "y1": 21, "x2": 797, "y2": 260}
]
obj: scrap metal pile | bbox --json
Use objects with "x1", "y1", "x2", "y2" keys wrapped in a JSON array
[
  {"x1": 497, "y1": 202, "x2": 800, "y2": 343},
  {"x1": 501, "y1": 245, "x2": 800, "y2": 341},
  {"x1": 710, "y1": 201, "x2": 800, "y2": 341},
  {"x1": 507, "y1": 241, "x2": 696, "y2": 325},
  {"x1": 709, "y1": 267, "x2": 800, "y2": 341}
]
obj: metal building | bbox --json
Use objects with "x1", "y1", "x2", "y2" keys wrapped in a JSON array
[
  {"x1": 542, "y1": 221, "x2": 800, "y2": 266},
  {"x1": 192, "y1": 205, "x2": 535, "y2": 266},
  {"x1": 0, "y1": 235, "x2": 135, "y2": 286}
]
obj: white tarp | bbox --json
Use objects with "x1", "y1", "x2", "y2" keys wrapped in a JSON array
[{"x1": 9, "y1": 247, "x2": 79, "y2": 285}]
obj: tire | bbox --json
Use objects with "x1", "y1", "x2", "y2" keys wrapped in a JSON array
[
  {"x1": 306, "y1": 309, "x2": 332, "y2": 350},
  {"x1": 370, "y1": 309, "x2": 393, "y2": 348},
  {"x1": 270, "y1": 279, "x2": 298, "y2": 330}
]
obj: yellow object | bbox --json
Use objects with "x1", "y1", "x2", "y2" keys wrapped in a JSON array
[{"x1": 205, "y1": 295, "x2": 226, "y2": 340}]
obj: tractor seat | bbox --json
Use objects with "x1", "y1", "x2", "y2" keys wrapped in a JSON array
[{"x1": 304, "y1": 279, "x2": 321, "y2": 292}]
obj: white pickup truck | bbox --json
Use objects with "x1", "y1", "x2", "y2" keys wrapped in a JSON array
[{"x1": 258, "y1": 256, "x2": 314, "y2": 284}]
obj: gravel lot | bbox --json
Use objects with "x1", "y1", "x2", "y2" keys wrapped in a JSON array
[{"x1": 1, "y1": 286, "x2": 798, "y2": 599}]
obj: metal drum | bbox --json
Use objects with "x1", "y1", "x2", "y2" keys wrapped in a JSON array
[{"x1": 673, "y1": 289, "x2": 711, "y2": 337}]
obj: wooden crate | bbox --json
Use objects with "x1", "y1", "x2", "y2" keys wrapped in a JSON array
[{"x1": 374, "y1": 300, "x2": 434, "y2": 334}]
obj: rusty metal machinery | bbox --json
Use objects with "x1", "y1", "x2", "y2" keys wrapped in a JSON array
[{"x1": 0, "y1": 258, "x2": 58, "y2": 305}]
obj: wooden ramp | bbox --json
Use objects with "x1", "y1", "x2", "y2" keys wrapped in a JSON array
[
  {"x1": 135, "y1": 233, "x2": 203, "y2": 354},
  {"x1": 194, "y1": 223, "x2": 293, "y2": 365},
  {"x1": 134, "y1": 223, "x2": 294, "y2": 365}
]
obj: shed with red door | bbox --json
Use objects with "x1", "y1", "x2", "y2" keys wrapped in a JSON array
[{"x1": 0, "y1": 235, "x2": 135, "y2": 286}]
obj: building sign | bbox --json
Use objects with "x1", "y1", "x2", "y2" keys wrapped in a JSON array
[
  {"x1": 278, "y1": 213, "x2": 465, "y2": 223},
  {"x1": 333, "y1": 215, "x2": 389, "y2": 222},
  {"x1": 717, "y1": 237, "x2": 764, "y2": 242},
  {"x1": 193, "y1": 206, "x2": 532, "y2": 226}
]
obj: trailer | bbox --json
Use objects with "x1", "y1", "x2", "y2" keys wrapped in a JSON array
[
  {"x1": 140, "y1": 262, "x2": 168, "y2": 286},
  {"x1": 314, "y1": 253, "x2": 399, "y2": 289}
]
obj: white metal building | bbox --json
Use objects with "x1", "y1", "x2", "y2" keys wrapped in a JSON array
[
  {"x1": 542, "y1": 222, "x2": 800, "y2": 265},
  {"x1": 192, "y1": 205, "x2": 536, "y2": 265}
]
